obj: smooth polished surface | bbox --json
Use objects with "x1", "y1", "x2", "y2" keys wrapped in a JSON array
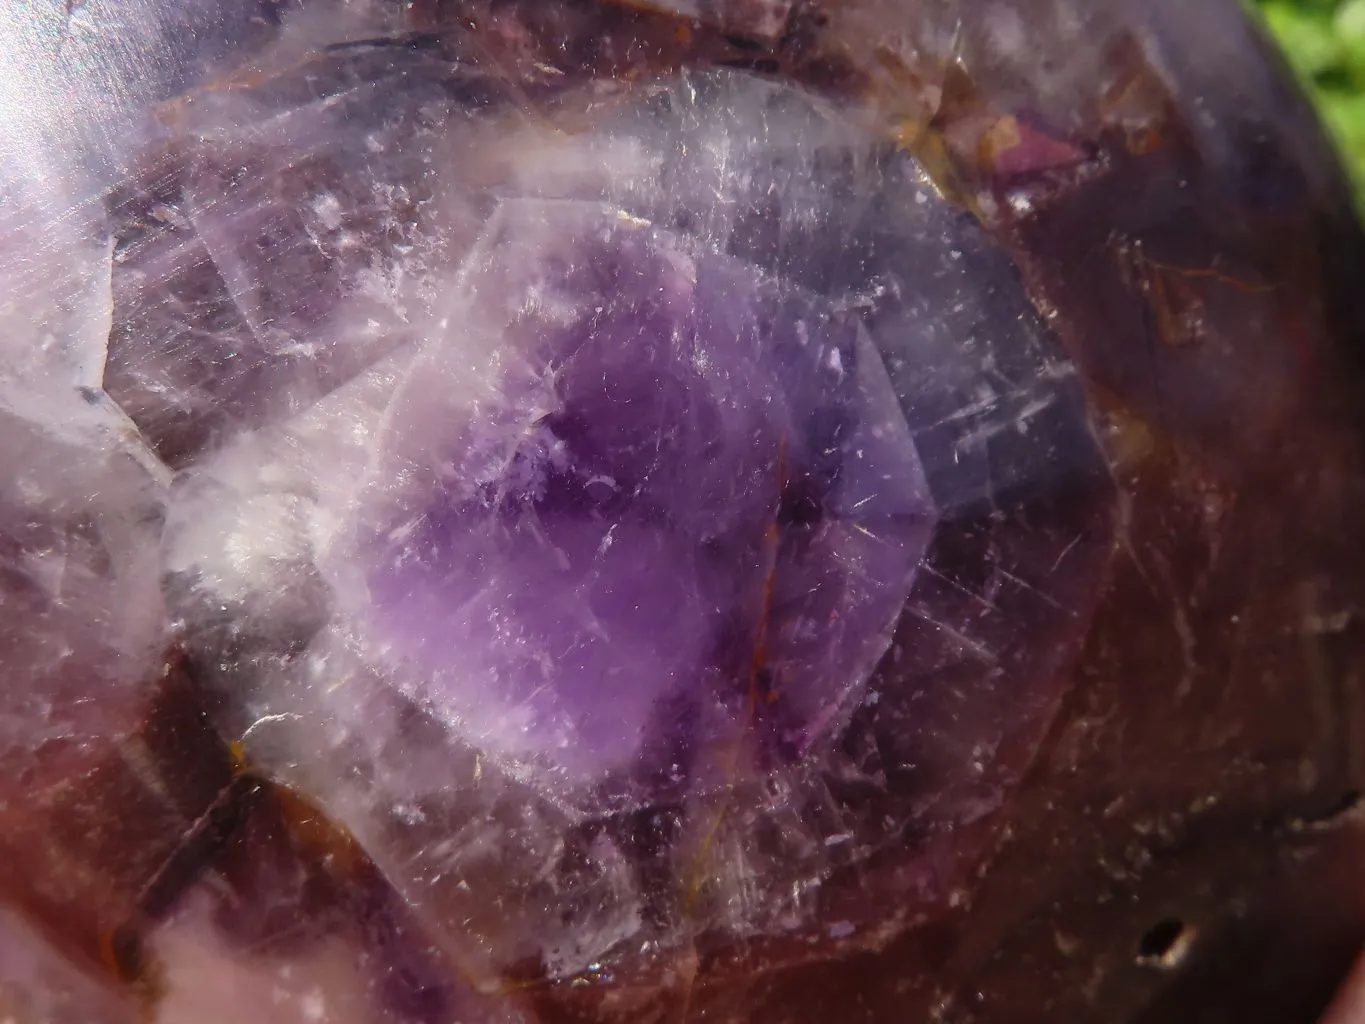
[{"x1": 1, "y1": 2, "x2": 1364, "y2": 1022}]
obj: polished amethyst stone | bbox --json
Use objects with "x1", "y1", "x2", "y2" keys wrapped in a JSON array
[{"x1": 2, "y1": 1, "x2": 1365, "y2": 1023}]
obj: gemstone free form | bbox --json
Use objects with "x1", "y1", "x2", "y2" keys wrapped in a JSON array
[{"x1": 1, "y1": 1, "x2": 1363, "y2": 1023}]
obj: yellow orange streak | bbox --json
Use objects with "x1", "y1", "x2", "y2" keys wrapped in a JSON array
[{"x1": 676, "y1": 439, "x2": 789, "y2": 1022}]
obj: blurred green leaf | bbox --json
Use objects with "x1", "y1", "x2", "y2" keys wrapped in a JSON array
[
  {"x1": 1261, "y1": 2, "x2": 1342, "y2": 79},
  {"x1": 1252, "y1": 0, "x2": 1365, "y2": 200}
]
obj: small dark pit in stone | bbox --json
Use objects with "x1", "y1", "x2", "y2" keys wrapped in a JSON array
[
  {"x1": 1315, "y1": 789, "x2": 1363, "y2": 823},
  {"x1": 1137, "y1": 918, "x2": 1195, "y2": 970},
  {"x1": 1284, "y1": 789, "x2": 1364, "y2": 832}
]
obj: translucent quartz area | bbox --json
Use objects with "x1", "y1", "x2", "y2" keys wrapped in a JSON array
[
  {"x1": 2, "y1": 1, "x2": 1364, "y2": 1023},
  {"x1": 157, "y1": 66, "x2": 1106, "y2": 986}
]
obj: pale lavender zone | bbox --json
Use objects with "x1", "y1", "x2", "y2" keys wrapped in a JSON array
[{"x1": 366, "y1": 207, "x2": 933, "y2": 797}]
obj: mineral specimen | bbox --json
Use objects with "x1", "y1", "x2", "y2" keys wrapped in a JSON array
[{"x1": 2, "y1": 0, "x2": 1364, "y2": 1022}]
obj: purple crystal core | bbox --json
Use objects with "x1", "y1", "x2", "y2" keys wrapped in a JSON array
[{"x1": 352, "y1": 201, "x2": 933, "y2": 804}]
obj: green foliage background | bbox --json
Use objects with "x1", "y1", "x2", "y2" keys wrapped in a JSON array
[{"x1": 1254, "y1": 0, "x2": 1365, "y2": 191}]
